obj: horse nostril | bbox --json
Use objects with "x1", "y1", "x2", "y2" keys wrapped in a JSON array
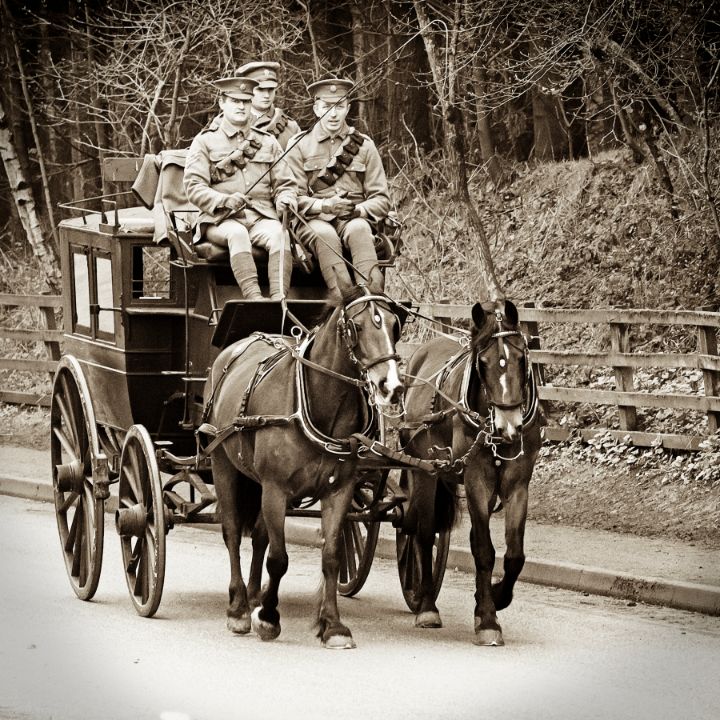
[{"x1": 390, "y1": 385, "x2": 404, "y2": 404}]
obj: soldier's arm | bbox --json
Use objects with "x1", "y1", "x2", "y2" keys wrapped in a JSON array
[
  {"x1": 183, "y1": 136, "x2": 229, "y2": 213},
  {"x1": 283, "y1": 133, "x2": 318, "y2": 215},
  {"x1": 354, "y1": 139, "x2": 391, "y2": 221},
  {"x1": 268, "y1": 138, "x2": 298, "y2": 210}
]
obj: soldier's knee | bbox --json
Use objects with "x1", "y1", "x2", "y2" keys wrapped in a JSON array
[
  {"x1": 266, "y1": 224, "x2": 288, "y2": 254},
  {"x1": 344, "y1": 217, "x2": 373, "y2": 239},
  {"x1": 225, "y1": 224, "x2": 251, "y2": 255}
]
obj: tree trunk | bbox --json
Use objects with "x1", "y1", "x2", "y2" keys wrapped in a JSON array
[
  {"x1": 472, "y1": 62, "x2": 502, "y2": 185},
  {"x1": 0, "y1": 101, "x2": 61, "y2": 291},
  {"x1": 85, "y1": 6, "x2": 108, "y2": 195},
  {"x1": 531, "y1": 89, "x2": 569, "y2": 161},
  {"x1": 413, "y1": 0, "x2": 503, "y2": 301},
  {"x1": 349, "y1": 2, "x2": 367, "y2": 131},
  {"x1": 6, "y1": 3, "x2": 60, "y2": 247}
]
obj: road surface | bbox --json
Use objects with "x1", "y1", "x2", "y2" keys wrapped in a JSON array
[{"x1": 0, "y1": 495, "x2": 718, "y2": 720}]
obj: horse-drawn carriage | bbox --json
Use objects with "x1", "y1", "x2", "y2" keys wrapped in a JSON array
[{"x1": 50, "y1": 154, "x2": 541, "y2": 647}]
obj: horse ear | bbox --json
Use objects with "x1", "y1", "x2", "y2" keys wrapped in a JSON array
[
  {"x1": 504, "y1": 299, "x2": 519, "y2": 325},
  {"x1": 367, "y1": 266, "x2": 385, "y2": 293},
  {"x1": 471, "y1": 302, "x2": 487, "y2": 330}
]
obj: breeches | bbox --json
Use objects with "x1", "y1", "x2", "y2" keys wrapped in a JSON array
[
  {"x1": 295, "y1": 217, "x2": 377, "y2": 283},
  {"x1": 204, "y1": 218, "x2": 288, "y2": 256}
]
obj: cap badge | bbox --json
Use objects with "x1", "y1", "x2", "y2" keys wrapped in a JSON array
[
  {"x1": 264, "y1": 69, "x2": 271, "y2": 77},
  {"x1": 239, "y1": 82, "x2": 247, "y2": 91},
  {"x1": 330, "y1": 84, "x2": 337, "y2": 92}
]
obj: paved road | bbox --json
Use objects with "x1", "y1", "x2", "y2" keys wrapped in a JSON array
[{"x1": 1, "y1": 494, "x2": 718, "y2": 720}]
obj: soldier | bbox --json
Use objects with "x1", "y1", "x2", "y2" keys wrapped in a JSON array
[
  {"x1": 184, "y1": 75, "x2": 297, "y2": 300},
  {"x1": 285, "y1": 78, "x2": 390, "y2": 294},
  {"x1": 236, "y1": 60, "x2": 301, "y2": 150}
]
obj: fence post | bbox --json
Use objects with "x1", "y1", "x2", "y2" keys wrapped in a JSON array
[
  {"x1": 520, "y1": 301, "x2": 545, "y2": 387},
  {"x1": 610, "y1": 321, "x2": 637, "y2": 431},
  {"x1": 434, "y1": 298, "x2": 451, "y2": 333},
  {"x1": 697, "y1": 325, "x2": 720, "y2": 433},
  {"x1": 39, "y1": 293, "x2": 61, "y2": 382}
]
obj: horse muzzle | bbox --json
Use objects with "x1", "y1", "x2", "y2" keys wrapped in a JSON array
[
  {"x1": 493, "y1": 405, "x2": 524, "y2": 442},
  {"x1": 368, "y1": 359, "x2": 404, "y2": 406}
]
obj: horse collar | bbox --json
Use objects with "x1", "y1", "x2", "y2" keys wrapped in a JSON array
[{"x1": 294, "y1": 335, "x2": 377, "y2": 456}]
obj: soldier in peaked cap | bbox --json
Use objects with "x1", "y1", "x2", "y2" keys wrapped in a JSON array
[
  {"x1": 236, "y1": 60, "x2": 301, "y2": 151},
  {"x1": 285, "y1": 77, "x2": 390, "y2": 294},
  {"x1": 184, "y1": 75, "x2": 298, "y2": 299}
]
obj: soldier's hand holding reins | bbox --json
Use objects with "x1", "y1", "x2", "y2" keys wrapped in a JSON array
[
  {"x1": 322, "y1": 193, "x2": 355, "y2": 218},
  {"x1": 223, "y1": 192, "x2": 248, "y2": 211}
]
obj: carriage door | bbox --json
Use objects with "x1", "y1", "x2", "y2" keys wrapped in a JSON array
[{"x1": 70, "y1": 245, "x2": 116, "y2": 342}]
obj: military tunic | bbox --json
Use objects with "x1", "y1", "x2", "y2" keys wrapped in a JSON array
[
  {"x1": 285, "y1": 122, "x2": 390, "y2": 222},
  {"x1": 253, "y1": 107, "x2": 301, "y2": 151},
  {"x1": 184, "y1": 116, "x2": 296, "y2": 229}
]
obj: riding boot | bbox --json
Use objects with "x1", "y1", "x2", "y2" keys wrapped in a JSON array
[
  {"x1": 313, "y1": 239, "x2": 351, "y2": 294},
  {"x1": 230, "y1": 252, "x2": 263, "y2": 299},
  {"x1": 268, "y1": 250, "x2": 293, "y2": 300}
]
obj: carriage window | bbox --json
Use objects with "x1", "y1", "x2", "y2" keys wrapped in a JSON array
[
  {"x1": 132, "y1": 245, "x2": 172, "y2": 300},
  {"x1": 95, "y1": 255, "x2": 115, "y2": 336},
  {"x1": 72, "y1": 252, "x2": 91, "y2": 331}
]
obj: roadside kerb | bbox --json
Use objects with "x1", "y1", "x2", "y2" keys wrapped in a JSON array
[{"x1": 3, "y1": 473, "x2": 718, "y2": 617}]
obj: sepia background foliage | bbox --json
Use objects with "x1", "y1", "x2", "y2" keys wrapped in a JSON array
[{"x1": 0, "y1": 0, "x2": 717, "y2": 303}]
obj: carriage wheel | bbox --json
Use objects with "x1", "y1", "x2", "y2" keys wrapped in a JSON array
[
  {"x1": 337, "y1": 480, "x2": 381, "y2": 597},
  {"x1": 396, "y1": 528, "x2": 451, "y2": 613},
  {"x1": 50, "y1": 357, "x2": 107, "y2": 601},
  {"x1": 116, "y1": 425, "x2": 167, "y2": 618}
]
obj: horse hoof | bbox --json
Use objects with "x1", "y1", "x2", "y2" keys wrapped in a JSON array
[
  {"x1": 323, "y1": 634, "x2": 356, "y2": 650},
  {"x1": 227, "y1": 614, "x2": 251, "y2": 634},
  {"x1": 251, "y1": 606, "x2": 281, "y2": 641},
  {"x1": 473, "y1": 628, "x2": 505, "y2": 646},
  {"x1": 415, "y1": 611, "x2": 442, "y2": 629}
]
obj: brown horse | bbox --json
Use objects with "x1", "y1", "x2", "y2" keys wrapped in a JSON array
[
  {"x1": 400, "y1": 299, "x2": 542, "y2": 645},
  {"x1": 204, "y1": 275, "x2": 405, "y2": 648}
]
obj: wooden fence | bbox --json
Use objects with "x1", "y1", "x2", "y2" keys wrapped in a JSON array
[
  {"x1": 2, "y1": 294, "x2": 720, "y2": 450},
  {"x1": 401, "y1": 303, "x2": 720, "y2": 451},
  {"x1": 0, "y1": 293, "x2": 63, "y2": 406}
]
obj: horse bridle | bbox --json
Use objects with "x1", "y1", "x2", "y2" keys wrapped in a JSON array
[
  {"x1": 474, "y1": 311, "x2": 532, "y2": 412},
  {"x1": 338, "y1": 293, "x2": 402, "y2": 372}
]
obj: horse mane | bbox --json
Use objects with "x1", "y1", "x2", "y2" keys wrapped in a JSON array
[{"x1": 314, "y1": 284, "x2": 371, "y2": 327}]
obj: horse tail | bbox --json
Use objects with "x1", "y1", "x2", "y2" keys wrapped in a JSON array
[
  {"x1": 235, "y1": 473, "x2": 262, "y2": 537},
  {"x1": 434, "y1": 478, "x2": 459, "y2": 533}
]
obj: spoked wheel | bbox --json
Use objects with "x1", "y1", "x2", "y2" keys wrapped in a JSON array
[
  {"x1": 116, "y1": 425, "x2": 168, "y2": 618},
  {"x1": 337, "y1": 478, "x2": 381, "y2": 597},
  {"x1": 50, "y1": 357, "x2": 108, "y2": 601},
  {"x1": 396, "y1": 528, "x2": 451, "y2": 613}
]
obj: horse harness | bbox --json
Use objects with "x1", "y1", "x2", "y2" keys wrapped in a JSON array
[
  {"x1": 198, "y1": 295, "x2": 436, "y2": 488},
  {"x1": 403, "y1": 313, "x2": 539, "y2": 472}
]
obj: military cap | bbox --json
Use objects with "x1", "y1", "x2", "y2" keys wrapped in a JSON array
[
  {"x1": 213, "y1": 76, "x2": 258, "y2": 100},
  {"x1": 307, "y1": 78, "x2": 354, "y2": 101},
  {"x1": 237, "y1": 61, "x2": 280, "y2": 89}
]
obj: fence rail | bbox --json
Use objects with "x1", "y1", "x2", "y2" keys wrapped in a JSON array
[
  {"x1": 0, "y1": 293, "x2": 62, "y2": 407},
  {"x1": 1, "y1": 295, "x2": 719, "y2": 449}
]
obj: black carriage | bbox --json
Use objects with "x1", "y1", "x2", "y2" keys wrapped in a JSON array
[{"x1": 50, "y1": 155, "x2": 448, "y2": 619}]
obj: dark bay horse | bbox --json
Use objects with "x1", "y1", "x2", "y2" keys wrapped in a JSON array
[
  {"x1": 400, "y1": 299, "x2": 542, "y2": 645},
  {"x1": 203, "y1": 275, "x2": 404, "y2": 648}
]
